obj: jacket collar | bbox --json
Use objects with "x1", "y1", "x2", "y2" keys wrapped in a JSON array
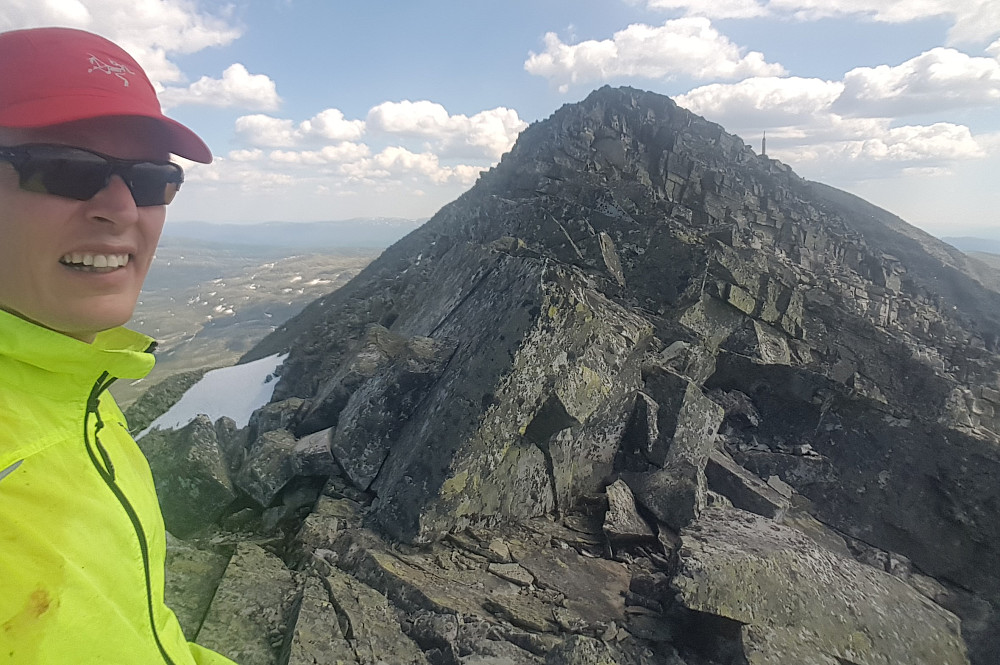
[{"x1": 0, "y1": 309, "x2": 155, "y2": 382}]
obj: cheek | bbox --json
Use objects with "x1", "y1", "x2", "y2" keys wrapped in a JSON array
[
  {"x1": 135, "y1": 209, "x2": 166, "y2": 269},
  {"x1": 140, "y1": 208, "x2": 166, "y2": 242}
]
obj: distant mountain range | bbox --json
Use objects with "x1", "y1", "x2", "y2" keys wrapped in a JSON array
[
  {"x1": 941, "y1": 236, "x2": 1000, "y2": 255},
  {"x1": 163, "y1": 218, "x2": 425, "y2": 249}
]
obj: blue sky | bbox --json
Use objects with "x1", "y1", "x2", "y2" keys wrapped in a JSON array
[{"x1": 5, "y1": 0, "x2": 1000, "y2": 237}]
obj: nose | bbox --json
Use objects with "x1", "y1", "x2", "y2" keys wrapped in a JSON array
[{"x1": 85, "y1": 174, "x2": 141, "y2": 225}]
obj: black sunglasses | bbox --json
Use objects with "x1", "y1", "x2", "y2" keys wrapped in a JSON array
[{"x1": 0, "y1": 143, "x2": 184, "y2": 206}]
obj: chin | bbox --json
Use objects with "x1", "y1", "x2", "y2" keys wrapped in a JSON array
[{"x1": 52, "y1": 309, "x2": 136, "y2": 341}]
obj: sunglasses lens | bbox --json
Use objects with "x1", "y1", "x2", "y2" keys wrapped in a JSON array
[
  {"x1": 18, "y1": 147, "x2": 109, "y2": 200},
  {"x1": 127, "y1": 162, "x2": 183, "y2": 206},
  {"x1": 9, "y1": 146, "x2": 184, "y2": 206}
]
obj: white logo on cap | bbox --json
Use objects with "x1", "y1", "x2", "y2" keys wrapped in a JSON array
[{"x1": 87, "y1": 54, "x2": 135, "y2": 87}]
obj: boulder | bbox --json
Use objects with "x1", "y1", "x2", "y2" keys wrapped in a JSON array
[
  {"x1": 328, "y1": 327, "x2": 457, "y2": 490},
  {"x1": 602, "y1": 479, "x2": 655, "y2": 543},
  {"x1": 137, "y1": 414, "x2": 236, "y2": 537},
  {"x1": 236, "y1": 428, "x2": 297, "y2": 507},
  {"x1": 704, "y1": 449, "x2": 790, "y2": 520},
  {"x1": 284, "y1": 575, "x2": 357, "y2": 665},
  {"x1": 195, "y1": 543, "x2": 299, "y2": 665},
  {"x1": 671, "y1": 507, "x2": 969, "y2": 665},
  {"x1": 323, "y1": 567, "x2": 430, "y2": 664},
  {"x1": 624, "y1": 374, "x2": 724, "y2": 530},
  {"x1": 366, "y1": 255, "x2": 652, "y2": 543},
  {"x1": 290, "y1": 426, "x2": 336, "y2": 478},
  {"x1": 163, "y1": 534, "x2": 231, "y2": 640}
]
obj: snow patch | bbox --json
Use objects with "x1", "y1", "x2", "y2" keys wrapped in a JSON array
[{"x1": 137, "y1": 353, "x2": 288, "y2": 438}]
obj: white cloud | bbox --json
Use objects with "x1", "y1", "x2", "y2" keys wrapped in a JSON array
[
  {"x1": 159, "y1": 64, "x2": 281, "y2": 111},
  {"x1": 367, "y1": 101, "x2": 526, "y2": 159},
  {"x1": 235, "y1": 110, "x2": 366, "y2": 148},
  {"x1": 183, "y1": 156, "x2": 295, "y2": 192},
  {"x1": 672, "y1": 72, "x2": 988, "y2": 186},
  {"x1": 636, "y1": 0, "x2": 1000, "y2": 45},
  {"x1": 641, "y1": 0, "x2": 768, "y2": 19},
  {"x1": 834, "y1": 48, "x2": 1000, "y2": 117},
  {"x1": 342, "y1": 147, "x2": 484, "y2": 186},
  {"x1": 778, "y1": 122, "x2": 985, "y2": 178},
  {"x1": 677, "y1": 77, "x2": 844, "y2": 127},
  {"x1": 227, "y1": 149, "x2": 265, "y2": 162},
  {"x1": 1, "y1": 0, "x2": 242, "y2": 86},
  {"x1": 268, "y1": 143, "x2": 371, "y2": 165},
  {"x1": 524, "y1": 18, "x2": 785, "y2": 93},
  {"x1": 300, "y1": 109, "x2": 367, "y2": 142},
  {"x1": 235, "y1": 115, "x2": 299, "y2": 148}
]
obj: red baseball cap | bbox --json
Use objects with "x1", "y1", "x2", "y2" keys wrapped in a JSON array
[{"x1": 0, "y1": 27, "x2": 212, "y2": 163}]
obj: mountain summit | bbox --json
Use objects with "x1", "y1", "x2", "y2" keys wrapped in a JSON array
[{"x1": 162, "y1": 87, "x2": 998, "y2": 663}]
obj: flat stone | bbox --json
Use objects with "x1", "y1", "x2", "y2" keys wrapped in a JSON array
[
  {"x1": 484, "y1": 594, "x2": 558, "y2": 633},
  {"x1": 518, "y1": 547, "x2": 630, "y2": 626},
  {"x1": 163, "y1": 534, "x2": 231, "y2": 640},
  {"x1": 489, "y1": 562, "x2": 535, "y2": 587},
  {"x1": 325, "y1": 567, "x2": 430, "y2": 665},
  {"x1": 672, "y1": 507, "x2": 969, "y2": 665},
  {"x1": 285, "y1": 576, "x2": 358, "y2": 665},
  {"x1": 196, "y1": 542, "x2": 298, "y2": 665},
  {"x1": 705, "y1": 449, "x2": 790, "y2": 520}
]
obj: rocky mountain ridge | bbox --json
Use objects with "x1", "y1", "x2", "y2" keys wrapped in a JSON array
[{"x1": 143, "y1": 86, "x2": 1000, "y2": 665}]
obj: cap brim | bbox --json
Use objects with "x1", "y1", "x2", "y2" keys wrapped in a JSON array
[
  {"x1": 0, "y1": 95, "x2": 212, "y2": 163},
  {"x1": 157, "y1": 115, "x2": 213, "y2": 164}
]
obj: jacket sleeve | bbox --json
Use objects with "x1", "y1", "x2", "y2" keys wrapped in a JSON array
[{"x1": 188, "y1": 642, "x2": 240, "y2": 665}]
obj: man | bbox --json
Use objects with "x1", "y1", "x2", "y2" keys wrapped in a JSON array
[{"x1": 0, "y1": 27, "x2": 236, "y2": 664}]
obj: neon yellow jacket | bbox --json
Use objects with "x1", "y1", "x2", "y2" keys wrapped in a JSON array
[{"x1": 0, "y1": 311, "x2": 236, "y2": 665}]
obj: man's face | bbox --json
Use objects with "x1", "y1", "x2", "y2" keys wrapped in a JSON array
[{"x1": 0, "y1": 117, "x2": 169, "y2": 343}]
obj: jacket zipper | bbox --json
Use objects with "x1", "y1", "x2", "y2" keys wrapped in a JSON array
[{"x1": 84, "y1": 370, "x2": 177, "y2": 665}]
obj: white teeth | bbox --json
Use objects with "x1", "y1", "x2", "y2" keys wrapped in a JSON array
[{"x1": 60, "y1": 253, "x2": 130, "y2": 269}]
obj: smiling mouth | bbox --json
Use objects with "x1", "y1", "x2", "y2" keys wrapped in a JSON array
[{"x1": 60, "y1": 253, "x2": 131, "y2": 272}]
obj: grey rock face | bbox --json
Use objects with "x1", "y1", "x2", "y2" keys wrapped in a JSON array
[
  {"x1": 361, "y1": 255, "x2": 653, "y2": 542},
  {"x1": 671, "y1": 507, "x2": 969, "y2": 665},
  {"x1": 329, "y1": 325, "x2": 457, "y2": 490},
  {"x1": 195, "y1": 543, "x2": 298, "y2": 665},
  {"x1": 704, "y1": 449, "x2": 789, "y2": 520},
  {"x1": 235, "y1": 428, "x2": 298, "y2": 507},
  {"x1": 163, "y1": 534, "x2": 231, "y2": 640},
  {"x1": 602, "y1": 479, "x2": 654, "y2": 543},
  {"x1": 150, "y1": 86, "x2": 1000, "y2": 664},
  {"x1": 138, "y1": 415, "x2": 236, "y2": 537}
]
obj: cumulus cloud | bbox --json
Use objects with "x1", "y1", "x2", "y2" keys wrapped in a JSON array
[
  {"x1": 635, "y1": 0, "x2": 1000, "y2": 45},
  {"x1": 159, "y1": 64, "x2": 281, "y2": 111},
  {"x1": 235, "y1": 110, "x2": 366, "y2": 148},
  {"x1": 833, "y1": 48, "x2": 1000, "y2": 117},
  {"x1": 367, "y1": 101, "x2": 526, "y2": 159},
  {"x1": 677, "y1": 77, "x2": 844, "y2": 127},
  {"x1": 778, "y1": 122, "x2": 985, "y2": 178},
  {"x1": 672, "y1": 70, "x2": 989, "y2": 186},
  {"x1": 641, "y1": 0, "x2": 768, "y2": 19},
  {"x1": 342, "y1": 147, "x2": 484, "y2": 186},
  {"x1": 1, "y1": 0, "x2": 242, "y2": 85},
  {"x1": 300, "y1": 109, "x2": 367, "y2": 142},
  {"x1": 268, "y1": 143, "x2": 371, "y2": 165},
  {"x1": 524, "y1": 18, "x2": 785, "y2": 93}
]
